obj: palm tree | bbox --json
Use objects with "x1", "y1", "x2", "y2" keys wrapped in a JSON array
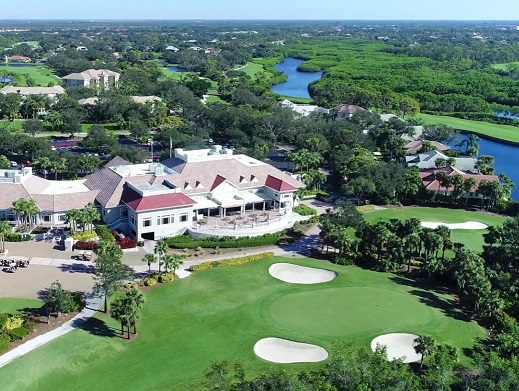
[
  {"x1": 84, "y1": 203, "x2": 100, "y2": 231},
  {"x1": 142, "y1": 253, "x2": 157, "y2": 275},
  {"x1": 162, "y1": 254, "x2": 184, "y2": 274},
  {"x1": 434, "y1": 225, "x2": 452, "y2": 259},
  {"x1": 414, "y1": 335, "x2": 436, "y2": 369},
  {"x1": 65, "y1": 209, "x2": 80, "y2": 233},
  {"x1": 462, "y1": 178, "x2": 477, "y2": 205},
  {"x1": 0, "y1": 220, "x2": 11, "y2": 253},
  {"x1": 35, "y1": 156, "x2": 52, "y2": 179},
  {"x1": 110, "y1": 297, "x2": 129, "y2": 336},
  {"x1": 154, "y1": 240, "x2": 169, "y2": 276}
]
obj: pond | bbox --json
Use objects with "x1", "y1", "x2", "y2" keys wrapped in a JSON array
[
  {"x1": 452, "y1": 134, "x2": 519, "y2": 200},
  {"x1": 270, "y1": 58, "x2": 323, "y2": 99},
  {"x1": 166, "y1": 66, "x2": 190, "y2": 73},
  {"x1": 0, "y1": 76, "x2": 13, "y2": 83},
  {"x1": 0, "y1": 63, "x2": 36, "y2": 68}
]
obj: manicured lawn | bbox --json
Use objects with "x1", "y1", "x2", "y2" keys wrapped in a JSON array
[
  {"x1": 0, "y1": 65, "x2": 59, "y2": 86},
  {"x1": 159, "y1": 67, "x2": 197, "y2": 81},
  {"x1": 491, "y1": 61, "x2": 519, "y2": 71},
  {"x1": 0, "y1": 119, "x2": 23, "y2": 131},
  {"x1": 235, "y1": 62, "x2": 265, "y2": 79},
  {"x1": 363, "y1": 207, "x2": 507, "y2": 252},
  {"x1": 415, "y1": 113, "x2": 519, "y2": 144},
  {"x1": 0, "y1": 298, "x2": 43, "y2": 314},
  {"x1": 0, "y1": 256, "x2": 485, "y2": 390}
]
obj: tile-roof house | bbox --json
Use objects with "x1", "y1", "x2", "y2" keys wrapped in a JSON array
[
  {"x1": 62, "y1": 69, "x2": 120, "y2": 90},
  {"x1": 405, "y1": 140, "x2": 450, "y2": 155},
  {"x1": 0, "y1": 85, "x2": 65, "y2": 99},
  {"x1": 5, "y1": 55, "x2": 31, "y2": 63},
  {"x1": 334, "y1": 104, "x2": 368, "y2": 119},
  {"x1": 419, "y1": 166, "x2": 499, "y2": 196}
]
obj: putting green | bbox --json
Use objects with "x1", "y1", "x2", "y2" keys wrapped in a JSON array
[{"x1": 269, "y1": 287, "x2": 434, "y2": 337}]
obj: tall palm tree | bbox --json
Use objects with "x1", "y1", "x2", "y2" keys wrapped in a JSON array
[
  {"x1": 65, "y1": 209, "x2": 80, "y2": 233},
  {"x1": 414, "y1": 335, "x2": 436, "y2": 369},
  {"x1": 0, "y1": 220, "x2": 12, "y2": 253},
  {"x1": 154, "y1": 240, "x2": 169, "y2": 275},
  {"x1": 142, "y1": 253, "x2": 157, "y2": 275}
]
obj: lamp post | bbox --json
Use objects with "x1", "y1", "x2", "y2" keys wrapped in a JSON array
[{"x1": 148, "y1": 138, "x2": 153, "y2": 162}]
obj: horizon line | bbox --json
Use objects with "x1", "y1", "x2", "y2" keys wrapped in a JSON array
[{"x1": 1, "y1": 18, "x2": 519, "y2": 22}]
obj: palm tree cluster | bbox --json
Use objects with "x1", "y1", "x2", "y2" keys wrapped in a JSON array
[
  {"x1": 110, "y1": 287, "x2": 145, "y2": 339},
  {"x1": 286, "y1": 148, "x2": 326, "y2": 190},
  {"x1": 144, "y1": 240, "x2": 184, "y2": 279},
  {"x1": 65, "y1": 203, "x2": 100, "y2": 233},
  {"x1": 10, "y1": 198, "x2": 39, "y2": 230}
]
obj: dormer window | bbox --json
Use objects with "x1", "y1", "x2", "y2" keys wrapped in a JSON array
[
  {"x1": 195, "y1": 181, "x2": 204, "y2": 189},
  {"x1": 239, "y1": 176, "x2": 248, "y2": 184},
  {"x1": 184, "y1": 182, "x2": 193, "y2": 190},
  {"x1": 250, "y1": 175, "x2": 259, "y2": 183}
]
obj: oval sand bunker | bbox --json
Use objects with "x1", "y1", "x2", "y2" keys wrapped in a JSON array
[
  {"x1": 254, "y1": 337, "x2": 328, "y2": 363},
  {"x1": 269, "y1": 263, "x2": 337, "y2": 284},
  {"x1": 371, "y1": 333, "x2": 421, "y2": 363},
  {"x1": 421, "y1": 221, "x2": 488, "y2": 230}
]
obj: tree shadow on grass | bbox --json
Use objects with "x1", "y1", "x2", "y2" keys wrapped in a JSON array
[
  {"x1": 389, "y1": 275, "x2": 472, "y2": 322},
  {"x1": 79, "y1": 316, "x2": 119, "y2": 339},
  {"x1": 408, "y1": 289, "x2": 472, "y2": 322}
]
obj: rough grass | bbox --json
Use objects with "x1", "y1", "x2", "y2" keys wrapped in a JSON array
[
  {"x1": 0, "y1": 256, "x2": 485, "y2": 391},
  {"x1": 363, "y1": 207, "x2": 508, "y2": 253},
  {"x1": 415, "y1": 113, "x2": 519, "y2": 144}
]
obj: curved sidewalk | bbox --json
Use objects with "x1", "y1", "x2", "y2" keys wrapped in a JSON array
[{"x1": 0, "y1": 295, "x2": 103, "y2": 369}]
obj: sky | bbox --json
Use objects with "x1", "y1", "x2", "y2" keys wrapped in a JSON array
[{"x1": 2, "y1": 0, "x2": 519, "y2": 21}]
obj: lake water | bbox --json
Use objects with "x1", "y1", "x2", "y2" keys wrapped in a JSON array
[
  {"x1": 0, "y1": 76, "x2": 13, "y2": 83},
  {"x1": 0, "y1": 64, "x2": 35, "y2": 68},
  {"x1": 271, "y1": 58, "x2": 323, "y2": 99},
  {"x1": 452, "y1": 134, "x2": 519, "y2": 200},
  {"x1": 166, "y1": 66, "x2": 190, "y2": 73}
]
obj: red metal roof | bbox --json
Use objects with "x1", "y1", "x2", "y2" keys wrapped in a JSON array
[
  {"x1": 265, "y1": 175, "x2": 297, "y2": 192},
  {"x1": 210, "y1": 175, "x2": 227, "y2": 191},
  {"x1": 121, "y1": 188, "x2": 196, "y2": 211}
]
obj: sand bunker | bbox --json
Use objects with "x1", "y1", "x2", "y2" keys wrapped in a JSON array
[
  {"x1": 254, "y1": 337, "x2": 328, "y2": 363},
  {"x1": 421, "y1": 221, "x2": 488, "y2": 230},
  {"x1": 268, "y1": 263, "x2": 337, "y2": 284},
  {"x1": 371, "y1": 333, "x2": 421, "y2": 363}
]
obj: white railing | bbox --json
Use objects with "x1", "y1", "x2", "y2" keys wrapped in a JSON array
[
  {"x1": 108, "y1": 218, "x2": 128, "y2": 229},
  {"x1": 193, "y1": 212, "x2": 290, "y2": 231}
]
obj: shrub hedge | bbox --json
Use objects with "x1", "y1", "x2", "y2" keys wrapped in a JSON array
[
  {"x1": 0, "y1": 333, "x2": 9, "y2": 353},
  {"x1": 5, "y1": 233, "x2": 31, "y2": 242},
  {"x1": 68, "y1": 230, "x2": 97, "y2": 241},
  {"x1": 190, "y1": 252, "x2": 275, "y2": 271},
  {"x1": 117, "y1": 237, "x2": 137, "y2": 249},
  {"x1": 159, "y1": 273, "x2": 175, "y2": 283},
  {"x1": 166, "y1": 233, "x2": 281, "y2": 249},
  {"x1": 73, "y1": 241, "x2": 98, "y2": 250},
  {"x1": 293, "y1": 205, "x2": 318, "y2": 216},
  {"x1": 8, "y1": 326, "x2": 28, "y2": 341},
  {"x1": 94, "y1": 225, "x2": 115, "y2": 242}
]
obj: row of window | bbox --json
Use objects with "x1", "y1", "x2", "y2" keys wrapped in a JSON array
[{"x1": 142, "y1": 213, "x2": 188, "y2": 228}]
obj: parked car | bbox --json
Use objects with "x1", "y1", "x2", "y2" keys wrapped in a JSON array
[{"x1": 10, "y1": 161, "x2": 17, "y2": 167}]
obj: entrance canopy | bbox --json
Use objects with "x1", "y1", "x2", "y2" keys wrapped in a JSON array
[
  {"x1": 191, "y1": 196, "x2": 219, "y2": 210},
  {"x1": 213, "y1": 194, "x2": 245, "y2": 208},
  {"x1": 237, "y1": 192, "x2": 269, "y2": 203}
]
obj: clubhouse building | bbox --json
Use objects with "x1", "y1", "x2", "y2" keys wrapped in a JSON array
[{"x1": 0, "y1": 146, "x2": 304, "y2": 240}]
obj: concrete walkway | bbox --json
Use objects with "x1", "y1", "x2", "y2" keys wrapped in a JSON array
[
  {"x1": 0, "y1": 264, "x2": 192, "y2": 368},
  {"x1": 0, "y1": 294, "x2": 103, "y2": 368}
]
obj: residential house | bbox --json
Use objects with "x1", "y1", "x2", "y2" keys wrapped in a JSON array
[
  {"x1": 279, "y1": 99, "x2": 329, "y2": 117},
  {"x1": 404, "y1": 140, "x2": 450, "y2": 155},
  {"x1": 406, "y1": 150, "x2": 477, "y2": 173},
  {"x1": 62, "y1": 69, "x2": 120, "y2": 90},
  {"x1": 334, "y1": 104, "x2": 367, "y2": 119},
  {"x1": 5, "y1": 55, "x2": 31, "y2": 63},
  {"x1": 165, "y1": 46, "x2": 179, "y2": 52},
  {"x1": 0, "y1": 86, "x2": 65, "y2": 99},
  {"x1": 419, "y1": 166, "x2": 499, "y2": 198},
  {"x1": 78, "y1": 95, "x2": 162, "y2": 106}
]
